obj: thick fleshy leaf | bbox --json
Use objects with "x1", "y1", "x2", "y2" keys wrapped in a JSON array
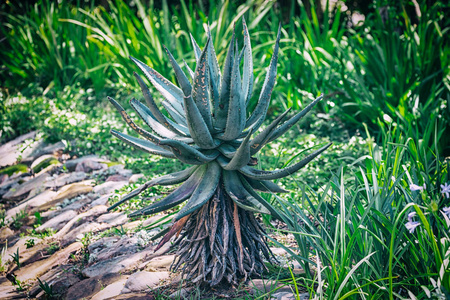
[
  {"x1": 245, "y1": 23, "x2": 281, "y2": 131},
  {"x1": 243, "y1": 176, "x2": 289, "y2": 193},
  {"x1": 131, "y1": 56, "x2": 185, "y2": 115},
  {"x1": 108, "y1": 166, "x2": 198, "y2": 211},
  {"x1": 240, "y1": 176, "x2": 284, "y2": 220},
  {"x1": 223, "y1": 170, "x2": 270, "y2": 214},
  {"x1": 130, "y1": 98, "x2": 192, "y2": 142},
  {"x1": 183, "y1": 94, "x2": 216, "y2": 149},
  {"x1": 111, "y1": 129, "x2": 175, "y2": 158},
  {"x1": 133, "y1": 74, "x2": 189, "y2": 137},
  {"x1": 108, "y1": 96, "x2": 163, "y2": 145},
  {"x1": 207, "y1": 25, "x2": 221, "y2": 114},
  {"x1": 222, "y1": 130, "x2": 252, "y2": 170},
  {"x1": 130, "y1": 165, "x2": 207, "y2": 217},
  {"x1": 238, "y1": 142, "x2": 332, "y2": 180},
  {"x1": 242, "y1": 17, "x2": 254, "y2": 104},
  {"x1": 215, "y1": 28, "x2": 236, "y2": 129},
  {"x1": 163, "y1": 45, "x2": 192, "y2": 96},
  {"x1": 268, "y1": 95, "x2": 324, "y2": 143},
  {"x1": 219, "y1": 45, "x2": 246, "y2": 141},
  {"x1": 250, "y1": 108, "x2": 291, "y2": 155},
  {"x1": 159, "y1": 139, "x2": 219, "y2": 164},
  {"x1": 190, "y1": 33, "x2": 202, "y2": 63},
  {"x1": 183, "y1": 59, "x2": 195, "y2": 81},
  {"x1": 192, "y1": 37, "x2": 213, "y2": 130},
  {"x1": 217, "y1": 143, "x2": 237, "y2": 158},
  {"x1": 161, "y1": 100, "x2": 187, "y2": 126},
  {"x1": 174, "y1": 161, "x2": 221, "y2": 220}
]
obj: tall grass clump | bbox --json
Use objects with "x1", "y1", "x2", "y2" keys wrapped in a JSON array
[{"x1": 272, "y1": 121, "x2": 449, "y2": 298}]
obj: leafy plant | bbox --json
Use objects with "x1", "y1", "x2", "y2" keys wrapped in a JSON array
[
  {"x1": 25, "y1": 239, "x2": 35, "y2": 249},
  {"x1": 34, "y1": 211, "x2": 42, "y2": 227},
  {"x1": 10, "y1": 209, "x2": 28, "y2": 230},
  {"x1": 45, "y1": 242, "x2": 60, "y2": 255},
  {"x1": 10, "y1": 274, "x2": 24, "y2": 292},
  {"x1": 109, "y1": 19, "x2": 330, "y2": 286},
  {"x1": 10, "y1": 248, "x2": 20, "y2": 269},
  {"x1": 37, "y1": 277, "x2": 54, "y2": 298}
]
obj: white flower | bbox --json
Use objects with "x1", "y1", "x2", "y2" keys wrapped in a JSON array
[
  {"x1": 405, "y1": 221, "x2": 420, "y2": 234},
  {"x1": 442, "y1": 207, "x2": 450, "y2": 219},
  {"x1": 440, "y1": 182, "x2": 450, "y2": 198},
  {"x1": 410, "y1": 183, "x2": 426, "y2": 191},
  {"x1": 407, "y1": 212, "x2": 417, "y2": 222}
]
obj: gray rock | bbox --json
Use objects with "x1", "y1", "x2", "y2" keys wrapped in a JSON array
[
  {"x1": 97, "y1": 212, "x2": 128, "y2": 226},
  {"x1": 121, "y1": 271, "x2": 170, "y2": 293},
  {"x1": 35, "y1": 210, "x2": 77, "y2": 232},
  {"x1": 129, "y1": 174, "x2": 144, "y2": 183},
  {"x1": 169, "y1": 288, "x2": 190, "y2": 299},
  {"x1": 93, "y1": 181, "x2": 127, "y2": 195},
  {"x1": 81, "y1": 250, "x2": 153, "y2": 278},
  {"x1": 89, "y1": 236, "x2": 139, "y2": 263},
  {"x1": 2, "y1": 172, "x2": 49, "y2": 200},
  {"x1": 64, "y1": 155, "x2": 98, "y2": 171},
  {"x1": 44, "y1": 171, "x2": 86, "y2": 188},
  {"x1": 88, "y1": 237, "x2": 120, "y2": 254},
  {"x1": 76, "y1": 158, "x2": 107, "y2": 173},
  {"x1": 29, "y1": 266, "x2": 80, "y2": 298},
  {"x1": 5, "y1": 190, "x2": 57, "y2": 221},
  {"x1": 106, "y1": 174, "x2": 131, "y2": 182},
  {"x1": 144, "y1": 255, "x2": 175, "y2": 271},
  {"x1": 0, "y1": 131, "x2": 38, "y2": 167},
  {"x1": 91, "y1": 193, "x2": 113, "y2": 206},
  {"x1": 30, "y1": 141, "x2": 66, "y2": 158},
  {"x1": 118, "y1": 169, "x2": 133, "y2": 178},
  {"x1": 91, "y1": 277, "x2": 128, "y2": 300},
  {"x1": 61, "y1": 222, "x2": 104, "y2": 247},
  {"x1": 0, "y1": 174, "x2": 8, "y2": 184},
  {"x1": 66, "y1": 273, "x2": 126, "y2": 300},
  {"x1": 14, "y1": 242, "x2": 82, "y2": 282},
  {"x1": 30, "y1": 154, "x2": 57, "y2": 173}
]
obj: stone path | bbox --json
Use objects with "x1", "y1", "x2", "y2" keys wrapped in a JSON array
[{"x1": 0, "y1": 132, "x2": 306, "y2": 299}]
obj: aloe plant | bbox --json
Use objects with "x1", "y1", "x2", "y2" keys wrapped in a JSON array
[{"x1": 109, "y1": 18, "x2": 331, "y2": 286}]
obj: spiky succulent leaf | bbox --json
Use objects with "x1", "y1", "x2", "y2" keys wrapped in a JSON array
[
  {"x1": 215, "y1": 28, "x2": 236, "y2": 130},
  {"x1": 192, "y1": 38, "x2": 213, "y2": 131},
  {"x1": 131, "y1": 57, "x2": 185, "y2": 115},
  {"x1": 174, "y1": 161, "x2": 221, "y2": 220},
  {"x1": 109, "y1": 18, "x2": 330, "y2": 224},
  {"x1": 242, "y1": 17, "x2": 254, "y2": 104},
  {"x1": 130, "y1": 165, "x2": 207, "y2": 217},
  {"x1": 245, "y1": 24, "x2": 281, "y2": 132}
]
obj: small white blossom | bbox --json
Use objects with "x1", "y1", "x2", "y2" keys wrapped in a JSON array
[
  {"x1": 407, "y1": 212, "x2": 417, "y2": 222},
  {"x1": 442, "y1": 207, "x2": 450, "y2": 219},
  {"x1": 410, "y1": 183, "x2": 426, "y2": 191},
  {"x1": 405, "y1": 221, "x2": 420, "y2": 234},
  {"x1": 440, "y1": 182, "x2": 450, "y2": 198}
]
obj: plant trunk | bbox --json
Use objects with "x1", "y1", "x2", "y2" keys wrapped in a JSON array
[{"x1": 170, "y1": 184, "x2": 275, "y2": 286}]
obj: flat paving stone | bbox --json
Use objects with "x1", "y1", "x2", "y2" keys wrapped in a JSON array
[
  {"x1": 0, "y1": 131, "x2": 37, "y2": 167},
  {"x1": 65, "y1": 273, "x2": 127, "y2": 300},
  {"x1": 2, "y1": 172, "x2": 49, "y2": 200},
  {"x1": 121, "y1": 271, "x2": 170, "y2": 293},
  {"x1": 35, "y1": 209, "x2": 77, "y2": 232},
  {"x1": 92, "y1": 181, "x2": 128, "y2": 195},
  {"x1": 81, "y1": 249, "x2": 154, "y2": 278},
  {"x1": 44, "y1": 171, "x2": 86, "y2": 188},
  {"x1": 14, "y1": 242, "x2": 82, "y2": 282},
  {"x1": 91, "y1": 277, "x2": 128, "y2": 300}
]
